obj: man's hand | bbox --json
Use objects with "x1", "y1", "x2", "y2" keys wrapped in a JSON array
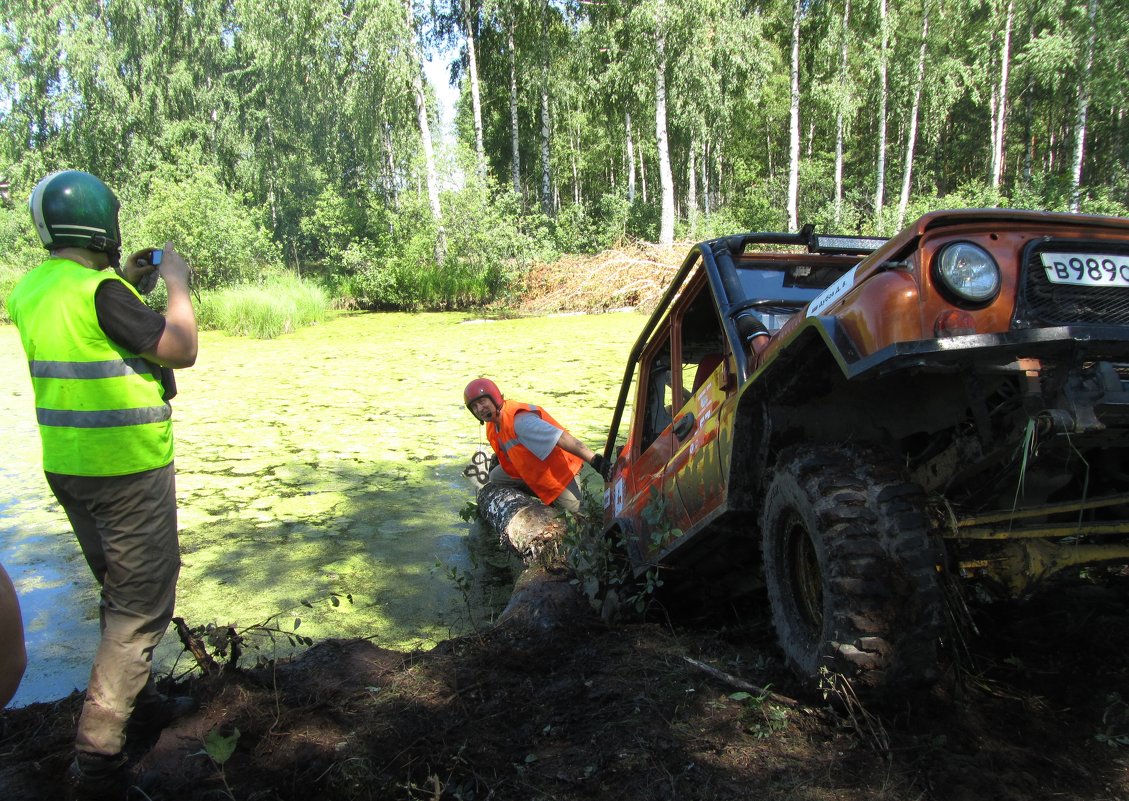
[
  {"x1": 140, "y1": 242, "x2": 198, "y2": 369},
  {"x1": 589, "y1": 453, "x2": 612, "y2": 480},
  {"x1": 155, "y1": 242, "x2": 192, "y2": 291},
  {"x1": 120, "y1": 248, "x2": 161, "y2": 294}
]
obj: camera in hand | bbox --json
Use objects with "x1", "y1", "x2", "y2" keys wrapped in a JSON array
[{"x1": 136, "y1": 248, "x2": 162, "y2": 295}]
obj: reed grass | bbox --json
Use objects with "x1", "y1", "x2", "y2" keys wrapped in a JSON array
[{"x1": 196, "y1": 275, "x2": 329, "y2": 338}]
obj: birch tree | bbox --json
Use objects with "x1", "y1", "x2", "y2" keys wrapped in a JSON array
[
  {"x1": 990, "y1": 0, "x2": 1014, "y2": 189},
  {"x1": 897, "y1": 0, "x2": 929, "y2": 229},
  {"x1": 539, "y1": 0, "x2": 553, "y2": 215},
  {"x1": 651, "y1": 0, "x2": 675, "y2": 245},
  {"x1": 627, "y1": 111, "x2": 637, "y2": 203},
  {"x1": 462, "y1": 0, "x2": 487, "y2": 177},
  {"x1": 874, "y1": 0, "x2": 889, "y2": 229},
  {"x1": 508, "y1": 10, "x2": 522, "y2": 197},
  {"x1": 1070, "y1": 0, "x2": 1098, "y2": 211},
  {"x1": 835, "y1": 0, "x2": 852, "y2": 228},
  {"x1": 404, "y1": 0, "x2": 446, "y2": 262},
  {"x1": 787, "y1": 0, "x2": 802, "y2": 232}
]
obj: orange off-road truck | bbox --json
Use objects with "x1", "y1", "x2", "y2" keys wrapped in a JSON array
[{"x1": 600, "y1": 210, "x2": 1129, "y2": 689}]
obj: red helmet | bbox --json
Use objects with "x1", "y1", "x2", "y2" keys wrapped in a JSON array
[{"x1": 464, "y1": 378, "x2": 503, "y2": 413}]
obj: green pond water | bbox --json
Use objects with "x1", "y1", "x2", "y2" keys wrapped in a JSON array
[{"x1": 0, "y1": 310, "x2": 645, "y2": 707}]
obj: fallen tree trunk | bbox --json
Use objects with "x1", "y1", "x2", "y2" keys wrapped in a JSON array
[{"x1": 475, "y1": 482, "x2": 592, "y2": 629}]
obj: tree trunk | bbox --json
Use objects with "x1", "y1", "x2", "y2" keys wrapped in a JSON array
[
  {"x1": 787, "y1": 0, "x2": 801, "y2": 232},
  {"x1": 897, "y1": 1, "x2": 928, "y2": 230},
  {"x1": 405, "y1": 0, "x2": 445, "y2": 263},
  {"x1": 874, "y1": 0, "x2": 889, "y2": 230},
  {"x1": 626, "y1": 111, "x2": 636, "y2": 204},
  {"x1": 540, "y1": 30, "x2": 552, "y2": 215},
  {"x1": 573, "y1": 128, "x2": 580, "y2": 205},
  {"x1": 834, "y1": 0, "x2": 850, "y2": 228},
  {"x1": 475, "y1": 483, "x2": 590, "y2": 628},
  {"x1": 990, "y1": 0, "x2": 1013, "y2": 189},
  {"x1": 1070, "y1": 0, "x2": 1098, "y2": 212},
  {"x1": 1022, "y1": 16, "x2": 1035, "y2": 185},
  {"x1": 508, "y1": 14, "x2": 522, "y2": 198},
  {"x1": 687, "y1": 137, "x2": 698, "y2": 238},
  {"x1": 655, "y1": 9, "x2": 675, "y2": 246},
  {"x1": 639, "y1": 135, "x2": 648, "y2": 203},
  {"x1": 463, "y1": 1, "x2": 486, "y2": 178},
  {"x1": 538, "y1": 0, "x2": 553, "y2": 215},
  {"x1": 703, "y1": 140, "x2": 711, "y2": 215}
]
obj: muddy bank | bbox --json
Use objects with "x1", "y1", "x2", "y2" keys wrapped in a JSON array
[{"x1": 3, "y1": 574, "x2": 1129, "y2": 800}]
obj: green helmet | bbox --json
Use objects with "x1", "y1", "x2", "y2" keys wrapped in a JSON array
[{"x1": 29, "y1": 170, "x2": 122, "y2": 257}]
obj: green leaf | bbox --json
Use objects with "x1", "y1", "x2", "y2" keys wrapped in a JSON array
[
  {"x1": 204, "y1": 727, "x2": 240, "y2": 766},
  {"x1": 293, "y1": 617, "x2": 301, "y2": 630}
]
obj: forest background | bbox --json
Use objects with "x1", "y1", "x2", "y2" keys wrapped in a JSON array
[{"x1": 1, "y1": 0, "x2": 1127, "y2": 324}]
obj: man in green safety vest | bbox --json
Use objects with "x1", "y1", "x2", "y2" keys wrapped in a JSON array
[{"x1": 7, "y1": 170, "x2": 199, "y2": 799}]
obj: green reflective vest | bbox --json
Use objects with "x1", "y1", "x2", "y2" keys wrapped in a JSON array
[{"x1": 7, "y1": 258, "x2": 173, "y2": 476}]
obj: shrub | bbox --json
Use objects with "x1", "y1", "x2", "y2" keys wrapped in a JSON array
[
  {"x1": 121, "y1": 165, "x2": 282, "y2": 290},
  {"x1": 625, "y1": 197, "x2": 660, "y2": 242},
  {"x1": 0, "y1": 200, "x2": 42, "y2": 321}
]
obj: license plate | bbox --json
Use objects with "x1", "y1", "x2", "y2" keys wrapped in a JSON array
[{"x1": 1040, "y1": 252, "x2": 1129, "y2": 287}]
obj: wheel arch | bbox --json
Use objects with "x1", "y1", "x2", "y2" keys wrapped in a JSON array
[{"x1": 726, "y1": 324, "x2": 852, "y2": 509}]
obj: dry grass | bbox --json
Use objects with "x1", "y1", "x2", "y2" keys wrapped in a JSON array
[{"x1": 517, "y1": 239, "x2": 690, "y2": 314}]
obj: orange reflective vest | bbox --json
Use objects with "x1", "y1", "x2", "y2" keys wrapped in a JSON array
[{"x1": 486, "y1": 400, "x2": 585, "y2": 505}]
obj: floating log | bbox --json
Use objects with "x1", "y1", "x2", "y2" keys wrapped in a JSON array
[{"x1": 474, "y1": 481, "x2": 593, "y2": 629}]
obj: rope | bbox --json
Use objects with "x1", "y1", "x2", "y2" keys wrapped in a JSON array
[{"x1": 463, "y1": 449, "x2": 497, "y2": 484}]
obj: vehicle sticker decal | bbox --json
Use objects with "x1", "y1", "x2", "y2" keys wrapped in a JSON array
[{"x1": 806, "y1": 265, "x2": 857, "y2": 317}]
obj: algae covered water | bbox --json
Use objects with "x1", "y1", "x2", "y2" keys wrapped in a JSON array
[{"x1": 0, "y1": 310, "x2": 644, "y2": 707}]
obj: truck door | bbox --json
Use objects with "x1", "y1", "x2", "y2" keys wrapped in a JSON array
[
  {"x1": 613, "y1": 325, "x2": 681, "y2": 562},
  {"x1": 667, "y1": 280, "x2": 730, "y2": 531}
]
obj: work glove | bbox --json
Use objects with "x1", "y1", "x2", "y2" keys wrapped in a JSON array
[{"x1": 589, "y1": 453, "x2": 612, "y2": 480}]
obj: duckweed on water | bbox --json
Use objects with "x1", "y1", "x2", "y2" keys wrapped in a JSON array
[{"x1": 0, "y1": 309, "x2": 644, "y2": 705}]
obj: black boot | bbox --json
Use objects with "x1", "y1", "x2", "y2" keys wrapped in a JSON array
[
  {"x1": 64, "y1": 751, "x2": 130, "y2": 801},
  {"x1": 128, "y1": 691, "x2": 198, "y2": 736}
]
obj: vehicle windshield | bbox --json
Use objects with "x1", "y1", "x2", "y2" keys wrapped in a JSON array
[{"x1": 734, "y1": 259, "x2": 856, "y2": 333}]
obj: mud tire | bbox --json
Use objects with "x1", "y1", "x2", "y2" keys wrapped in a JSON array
[{"x1": 760, "y1": 445, "x2": 946, "y2": 690}]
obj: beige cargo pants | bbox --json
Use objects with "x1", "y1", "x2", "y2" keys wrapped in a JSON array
[{"x1": 46, "y1": 462, "x2": 180, "y2": 757}]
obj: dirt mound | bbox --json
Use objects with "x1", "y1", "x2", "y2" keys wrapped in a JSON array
[
  {"x1": 518, "y1": 240, "x2": 688, "y2": 314},
  {"x1": 3, "y1": 577, "x2": 1129, "y2": 801}
]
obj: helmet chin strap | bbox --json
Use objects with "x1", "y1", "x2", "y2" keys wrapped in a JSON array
[{"x1": 87, "y1": 234, "x2": 121, "y2": 268}]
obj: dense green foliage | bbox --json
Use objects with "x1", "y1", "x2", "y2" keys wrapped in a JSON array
[{"x1": 1, "y1": 0, "x2": 1127, "y2": 316}]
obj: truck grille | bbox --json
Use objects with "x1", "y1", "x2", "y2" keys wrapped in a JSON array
[{"x1": 1019, "y1": 241, "x2": 1129, "y2": 326}]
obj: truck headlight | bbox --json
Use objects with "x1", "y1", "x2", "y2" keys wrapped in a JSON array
[{"x1": 935, "y1": 242, "x2": 1000, "y2": 304}]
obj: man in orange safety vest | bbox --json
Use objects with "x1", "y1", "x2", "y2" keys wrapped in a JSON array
[{"x1": 464, "y1": 377, "x2": 610, "y2": 513}]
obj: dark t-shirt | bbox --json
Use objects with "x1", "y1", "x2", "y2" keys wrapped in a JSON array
[
  {"x1": 94, "y1": 279, "x2": 166, "y2": 353},
  {"x1": 94, "y1": 279, "x2": 176, "y2": 400}
]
